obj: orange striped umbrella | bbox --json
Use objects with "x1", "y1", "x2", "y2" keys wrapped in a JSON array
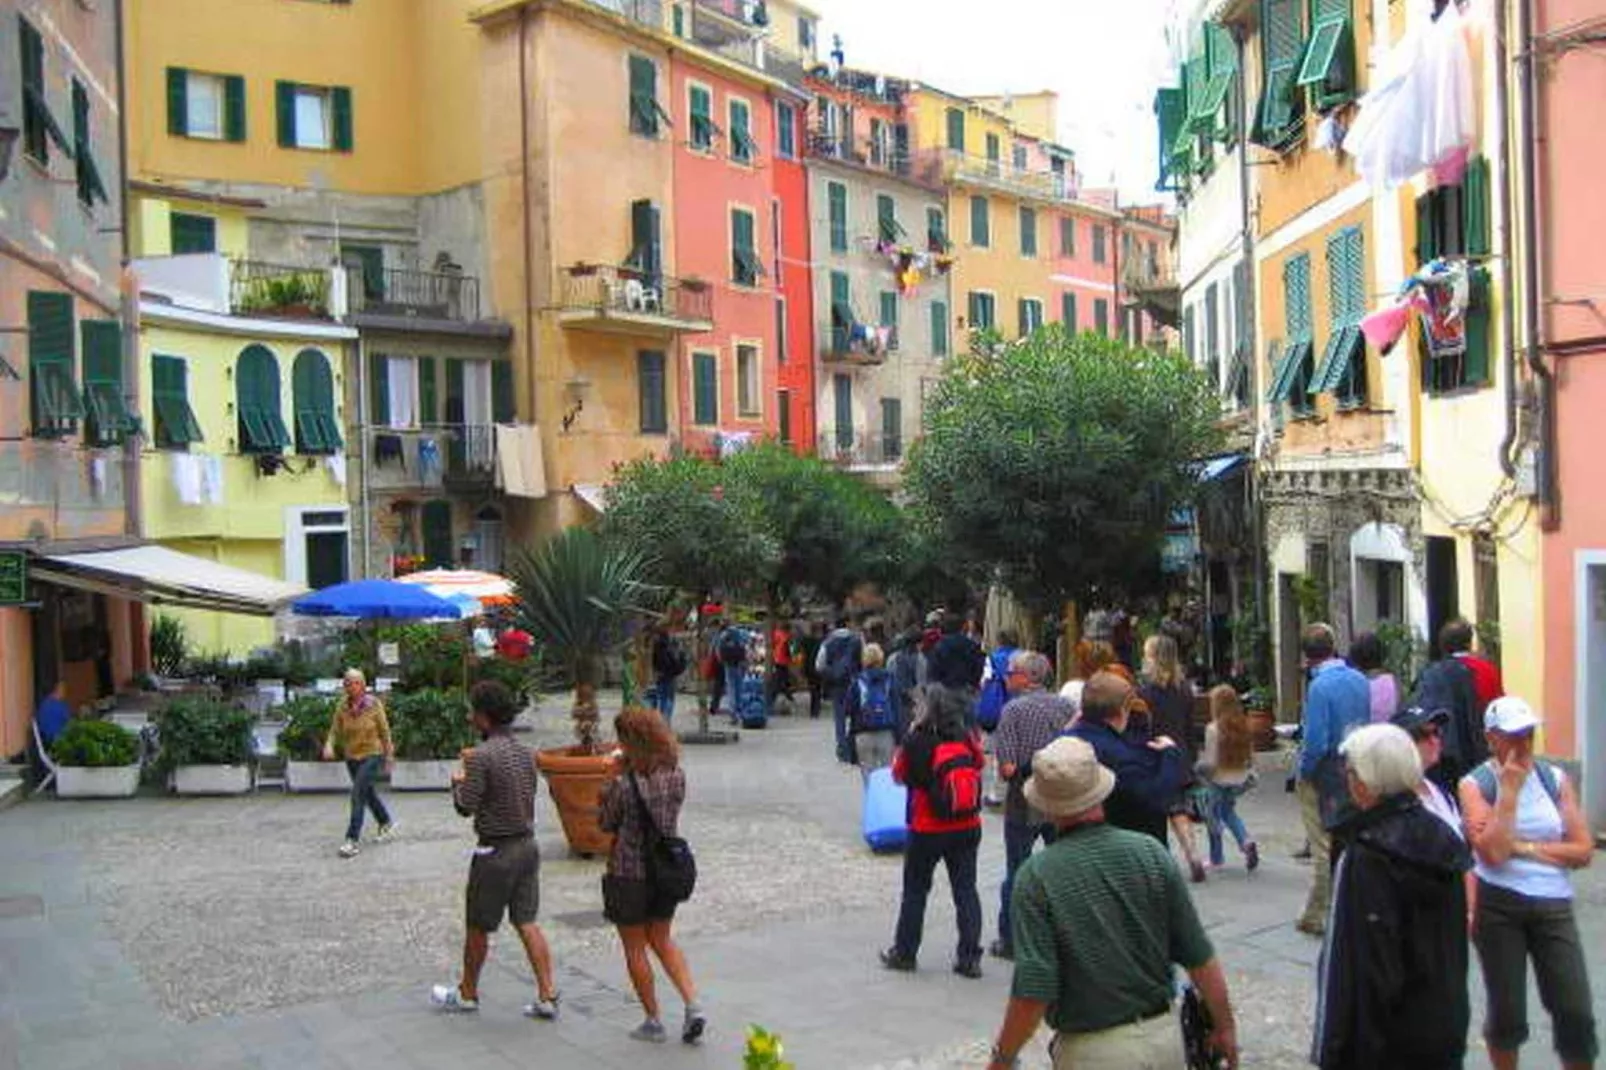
[{"x1": 395, "y1": 568, "x2": 516, "y2": 607}]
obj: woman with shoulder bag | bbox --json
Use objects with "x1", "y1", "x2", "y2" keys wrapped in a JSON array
[{"x1": 598, "y1": 707, "x2": 706, "y2": 1045}]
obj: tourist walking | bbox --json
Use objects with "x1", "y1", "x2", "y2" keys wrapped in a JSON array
[
  {"x1": 322, "y1": 668, "x2": 396, "y2": 858},
  {"x1": 649, "y1": 622, "x2": 687, "y2": 725},
  {"x1": 1392, "y1": 705, "x2": 1463, "y2": 833},
  {"x1": 926, "y1": 611, "x2": 986, "y2": 695},
  {"x1": 816, "y1": 615, "x2": 864, "y2": 763},
  {"x1": 1294, "y1": 623, "x2": 1371, "y2": 935},
  {"x1": 598, "y1": 706, "x2": 706, "y2": 1045},
  {"x1": 1411, "y1": 619, "x2": 1491, "y2": 792},
  {"x1": 715, "y1": 620, "x2": 750, "y2": 720},
  {"x1": 983, "y1": 735, "x2": 1239, "y2": 1070},
  {"x1": 845, "y1": 643, "x2": 899, "y2": 780},
  {"x1": 1064, "y1": 672, "x2": 1183, "y2": 844},
  {"x1": 1198, "y1": 684, "x2": 1259, "y2": 872},
  {"x1": 881, "y1": 684, "x2": 986, "y2": 978},
  {"x1": 1312, "y1": 723, "x2": 1472, "y2": 1069},
  {"x1": 799, "y1": 620, "x2": 824, "y2": 720},
  {"x1": 1459, "y1": 697, "x2": 1597, "y2": 1070},
  {"x1": 885, "y1": 627, "x2": 925, "y2": 737},
  {"x1": 989, "y1": 650, "x2": 1074, "y2": 961},
  {"x1": 430, "y1": 681, "x2": 561, "y2": 1020},
  {"x1": 767, "y1": 620, "x2": 796, "y2": 712},
  {"x1": 1348, "y1": 631, "x2": 1400, "y2": 723},
  {"x1": 1138, "y1": 634, "x2": 1208, "y2": 882}
]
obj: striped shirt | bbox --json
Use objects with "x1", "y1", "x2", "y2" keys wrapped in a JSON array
[
  {"x1": 599, "y1": 766, "x2": 686, "y2": 880},
  {"x1": 1011, "y1": 821, "x2": 1214, "y2": 1035},
  {"x1": 452, "y1": 732, "x2": 538, "y2": 842}
]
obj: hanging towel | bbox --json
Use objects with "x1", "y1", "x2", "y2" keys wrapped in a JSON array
[
  {"x1": 325, "y1": 454, "x2": 347, "y2": 488},
  {"x1": 494, "y1": 424, "x2": 548, "y2": 499},
  {"x1": 90, "y1": 457, "x2": 108, "y2": 500},
  {"x1": 387, "y1": 357, "x2": 418, "y2": 430},
  {"x1": 417, "y1": 437, "x2": 442, "y2": 483},
  {"x1": 463, "y1": 362, "x2": 494, "y2": 470},
  {"x1": 200, "y1": 455, "x2": 225, "y2": 504},
  {"x1": 171, "y1": 452, "x2": 203, "y2": 505}
]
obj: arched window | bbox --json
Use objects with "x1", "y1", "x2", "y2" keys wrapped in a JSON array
[
  {"x1": 291, "y1": 348, "x2": 342, "y2": 455},
  {"x1": 236, "y1": 344, "x2": 290, "y2": 453}
]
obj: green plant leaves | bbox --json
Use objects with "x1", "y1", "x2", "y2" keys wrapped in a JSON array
[
  {"x1": 51, "y1": 720, "x2": 139, "y2": 768},
  {"x1": 388, "y1": 688, "x2": 474, "y2": 761},
  {"x1": 273, "y1": 695, "x2": 337, "y2": 761},
  {"x1": 153, "y1": 697, "x2": 255, "y2": 771}
]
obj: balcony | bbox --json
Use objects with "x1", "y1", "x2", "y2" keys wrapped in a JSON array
[
  {"x1": 347, "y1": 266, "x2": 481, "y2": 322},
  {"x1": 363, "y1": 424, "x2": 496, "y2": 493},
  {"x1": 1121, "y1": 256, "x2": 1180, "y2": 327},
  {"x1": 807, "y1": 131, "x2": 946, "y2": 192},
  {"x1": 817, "y1": 430, "x2": 903, "y2": 471},
  {"x1": 822, "y1": 322, "x2": 895, "y2": 365},
  {"x1": 558, "y1": 264, "x2": 715, "y2": 336},
  {"x1": 230, "y1": 260, "x2": 335, "y2": 320},
  {"x1": 915, "y1": 149, "x2": 1079, "y2": 205},
  {"x1": 0, "y1": 440, "x2": 125, "y2": 540},
  {"x1": 689, "y1": 0, "x2": 765, "y2": 68}
]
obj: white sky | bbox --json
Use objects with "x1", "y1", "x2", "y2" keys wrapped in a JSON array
[{"x1": 805, "y1": 0, "x2": 1175, "y2": 206}]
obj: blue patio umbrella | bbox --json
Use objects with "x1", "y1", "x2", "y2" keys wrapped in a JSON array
[{"x1": 292, "y1": 579, "x2": 464, "y2": 620}]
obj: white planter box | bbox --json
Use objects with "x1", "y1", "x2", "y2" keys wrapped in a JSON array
[
  {"x1": 391, "y1": 760, "x2": 455, "y2": 791},
  {"x1": 173, "y1": 764, "x2": 254, "y2": 796},
  {"x1": 56, "y1": 764, "x2": 141, "y2": 799},
  {"x1": 285, "y1": 760, "x2": 353, "y2": 793}
]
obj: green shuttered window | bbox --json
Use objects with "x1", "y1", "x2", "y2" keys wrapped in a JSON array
[
  {"x1": 171, "y1": 213, "x2": 217, "y2": 255},
  {"x1": 945, "y1": 107, "x2": 965, "y2": 151},
  {"x1": 152, "y1": 355, "x2": 203, "y2": 450},
  {"x1": 830, "y1": 271, "x2": 852, "y2": 352},
  {"x1": 1020, "y1": 206, "x2": 1037, "y2": 256},
  {"x1": 638, "y1": 351, "x2": 667, "y2": 433},
  {"x1": 292, "y1": 349, "x2": 341, "y2": 455},
  {"x1": 877, "y1": 195, "x2": 899, "y2": 243},
  {"x1": 970, "y1": 195, "x2": 990, "y2": 248},
  {"x1": 28, "y1": 291, "x2": 83, "y2": 437},
  {"x1": 1267, "y1": 253, "x2": 1315, "y2": 413},
  {"x1": 729, "y1": 98, "x2": 755, "y2": 162},
  {"x1": 731, "y1": 208, "x2": 762, "y2": 286},
  {"x1": 967, "y1": 292, "x2": 995, "y2": 331},
  {"x1": 629, "y1": 55, "x2": 668, "y2": 137},
  {"x1": 491, "y1": 360, "x2": 515, "y2": 424},
  {"x1": 689, "y1": 85, "x2": 716, "y2": 151},
  {"x1": 931, "y1": 301, "x2": 949, "y2": 357},
  {"x1": 1252, "y1": 0, "x2": 1306, "y2": 151},
  {"x1": 1417, "y1": 156, "x2": 1493, "y2": 392},
  {"x1": 692, "y1": 352, "x2": 718, "y2": 425},
  {"x1": 236, "y1": 345, "x2": 291, "y2": 453},
  {"x1": 881, "y1": 397, "x2": 902, "y2": 461},
  {"x1": 927, "y1": 207, "x2": 947, "y2": 251},
  {"x1": 1062, "y1": 292, "x2": 1078, "y2": 332},
  {"x1": 1094, "y1": 298, "x2": 1109, "y2": 336},
  {"x1": 81, "y1": 320, "x2": 137, "y2": 446},
  {"x1": 1296, "y1": 0, "x2": 1356, "y2": 111},
  {"x1": 828, "y1": 182, "x2": 848, "y2": 252},
  {"x1": 833, "y1": 374, "x2": 852, "y2": 450},
  {"x1": 71, "y1": 81, "x2": 109, "y2": 208},
  {"x1": 20, "y1": 17, "x2": 70, "y2": 166},
  {"x1": 275, "y1": 81, "x2": 352, "y2": 151},
  {"x1": 1310, "y1": 226, "x2": 1367, "y2": 406}
]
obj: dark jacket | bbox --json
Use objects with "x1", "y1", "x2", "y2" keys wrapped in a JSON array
[
  {"x1": 1138, "y1": 681, "x2": 1197, "y2": 790},
  {"x1": 1313, "y1": 794, "x2": 1472, "y2": 1070},
  {"x1": 1065, "y1": 719, "x2": 1182, "y2": 844},
  {"x1": 651, "y1": 633, "x2": 686, "y2": 680},
  {"x1": 927, "y1": 634, "x2": 985, "y2": 691},
  {"x1": 1410, "y1": 657, "x2": 1487, "y2": 780}
]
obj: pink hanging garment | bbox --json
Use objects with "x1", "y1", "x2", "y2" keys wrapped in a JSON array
[{"x1": 1361, "y1": 302, "x2": 1413, "y2": 352}]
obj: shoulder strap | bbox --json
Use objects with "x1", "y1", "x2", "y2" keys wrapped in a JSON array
[
  {"x1": 1535, "y1": 761, "x2": 1563, "y2": 806},
  {"x1": 1471, "y1": 762, "x2": 1497, "y2": 805},
  {"x1": 628, "y1": 773, "x2": 664, "y2": 841},
  {"x1": 1474, "y1": 760, "x2": 1564, "y2": 807}
]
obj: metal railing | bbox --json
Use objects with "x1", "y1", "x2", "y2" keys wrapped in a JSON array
[
  {"x1": 816, "y1": 430, "x2": 903, "y2": 468},
  {"x1": 230, "y1": 260, "x2": 332, "y2": 319},
  {"x1": 363, "y1": 423, "x2": 495, "y2": 490},
  {"x1": 347, "y1": 266, "x2": 481, "y2": 321},
  {"x1": 1121, "y1": 255, "x2": 1178, "y2": 292},
  {"x1": 559, "y1": 264, "x2": 714, "y2": 326},
  {"x1": 0, "y1": 440, "x2": 125, "y2": 537},
  {"x1": 914, "y1": 149, "x2": 1078, "y2": 204},
  {"x1": 822, "y1": 322, "x2": 895, "y2": 364}
]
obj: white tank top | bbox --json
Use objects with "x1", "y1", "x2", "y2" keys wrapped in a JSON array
[{"x1": 1472, "y1": 765, "x2": 1574, "y2": 901}]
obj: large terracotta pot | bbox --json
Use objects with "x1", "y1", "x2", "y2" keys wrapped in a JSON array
[
  {"x1": 1247, "y1": 708, "x2": 1277, "y2": 751},
  {"x1": 536, "y1": 746, "x2": 618, "y2": 858}
]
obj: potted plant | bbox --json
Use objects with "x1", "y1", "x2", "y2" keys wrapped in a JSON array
[
  {"x1": 1243, "y1": 685, "x2": 1277, "y2": 751},
  {"x1": 388, "y1": 687, "x2": 474, "y2": 790},
  {"x1": 512, "y1": 527, "x2": 657, "y2": 857},
  {"x1": 52, "y1": 720, "x2": 142, "y2": 798},
  {"x1": 155, "y1": 696, "x2": 256, "y2": 795},
  {"x1": 276, "y1": 695, "x2": 351, "y2": 793}
]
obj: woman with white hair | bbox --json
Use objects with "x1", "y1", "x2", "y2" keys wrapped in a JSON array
[
  {"x1": 1311, "y1": 723, "x2": 1473, "y2": 1069},
  {"x1": 322, "y1": 668, "x2": 396, "y2": 858}
]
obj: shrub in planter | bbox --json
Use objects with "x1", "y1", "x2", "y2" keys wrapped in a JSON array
[
  {"x1": 52, "y1": 720, "x2": 143, "y2": 798},
  {"x1": 155, "y1": 697, "x2": 255, "y2": 794},
  {"x1": 474, "y1": 655, "x2": 539, "y2": 707},
  {"x1": 151, "y1": 615, "x2": 189, "y2": 677},
  {"x1": 275, "y1": 695, "x2": 350, "y2": 793},
  {"x1": 388, "y1": 688, "x2": 473, "y2": 790}
]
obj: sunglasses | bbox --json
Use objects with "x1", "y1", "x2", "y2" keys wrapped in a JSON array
[{"x1": 1411, "y1": 725, "x2": 1441, "y2": 742}]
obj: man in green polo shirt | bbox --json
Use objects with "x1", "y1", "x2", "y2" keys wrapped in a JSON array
[{"x1": 984, "y1": 736, "x2": 1239, "y2": 1070}]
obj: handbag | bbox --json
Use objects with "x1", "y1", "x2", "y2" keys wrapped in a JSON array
[
  {"x1": 1179, "y1": 982, "x2": 1228, "y2": 1070},
  {"x1": 629, "y1": 773, "x2": 697, "y2": 903}
]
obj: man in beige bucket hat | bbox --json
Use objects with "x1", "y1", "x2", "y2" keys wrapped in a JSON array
[{"x1": 984, "y1": 737, "x2": 1239, "y2": 1070}]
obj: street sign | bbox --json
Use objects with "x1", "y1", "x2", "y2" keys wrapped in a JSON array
[{"x1": 0, "y1": 551, "x2": 25, "y2": 606}]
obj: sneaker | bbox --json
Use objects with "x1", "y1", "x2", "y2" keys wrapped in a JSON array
[
  {"x1": 375, "y1": 822, "x2": 398, "y2": 843},
  {"x1": 1189, "y1": 860, "x2": 1207, "y2": 884},
  {"x1": 953, "y1": 960, "x2": 983, "y2": 980},
  {"x1": 682, "y1": 1004, "x2": 707, "y2": 1044},
  {"x1": 430, "y1": 984, "x2": 479, "y2": 1012},
  {"x1": 1245, "y1": 842, "x2": 1261, "y2": 873},
  {"x1": 630, "y1": 1019, "x2": 668, "y2": 1044},
  {"x1": 338, "y1": 841, "x2": 360, "y2": 859},
  {"x1": 878, "y1": 948, "x2": 917, "y2": 972},
  {"x1": 523, "y1": 993, "x2": 560, "y2": 1021},
  {"x1": 988, "y1": 939, "x2": 1014, "y2": 961}
]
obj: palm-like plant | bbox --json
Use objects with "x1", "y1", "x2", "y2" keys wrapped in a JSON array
[{"x1": 509, "y1": 527, "x2": 658, "y2": 752}]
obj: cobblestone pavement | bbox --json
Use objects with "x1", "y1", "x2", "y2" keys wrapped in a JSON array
[{"x1": 1, "y1": 692, "x2": 1601, "y2": 1069}]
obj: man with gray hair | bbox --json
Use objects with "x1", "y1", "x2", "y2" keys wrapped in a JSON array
[{"x1": 989, "y1": 649, "x2": 1075, "y2": 961}]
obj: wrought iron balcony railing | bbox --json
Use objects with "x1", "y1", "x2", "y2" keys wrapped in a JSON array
[
  {"x1": 558, "y1": 264, "x2": 715, "y2": 334},
  {"x1": 347, "y1": 266, "x2": 481, "y2": 321}
]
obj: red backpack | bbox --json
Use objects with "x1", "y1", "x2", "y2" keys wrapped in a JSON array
[{"x1": 926, "y1": 739, "x2": 983, "y2": 822}]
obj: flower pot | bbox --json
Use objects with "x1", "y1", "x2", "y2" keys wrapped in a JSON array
[
  {"x1": 1247, "y1": 708, "x2": 1277, "y2": 751},
  {"x1": 535, "y1": 746, "x2": 618, "y2": 858},
  {"x1": 173, "y1": 764, "x2": 254, "y2": 796},
  {"x1": 391, "y1": 759, "x2": 455, "y2": 791},
  {"x1": 57, "y1": 764, "x2": 141, "y2": 799},
  {"x1": 285, "y1": 760, "x2": 353, "y2": 793}
]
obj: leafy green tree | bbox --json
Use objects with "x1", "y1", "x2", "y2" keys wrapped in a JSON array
[{"x1": 904, "y1": 326, "x2": 1224, "y2": 617}]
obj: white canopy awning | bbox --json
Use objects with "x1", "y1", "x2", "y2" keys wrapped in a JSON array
[
  {"x1": 572, "y1": 483, "x2": 609, "y2": 514},
  {"x1": 31, "y1": 546, "x2": 306, "y2": 616}
]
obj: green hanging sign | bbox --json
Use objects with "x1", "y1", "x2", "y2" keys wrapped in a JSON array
[{"x1": 0, "y1": 551, "x2": 26, "y2": 606}]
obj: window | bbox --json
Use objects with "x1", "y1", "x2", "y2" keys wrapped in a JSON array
[
  {"x1": 78, "y1": 319, "x2": 133, "y2": 447},
  {"x1": 827, "y1": 182, "x2": 848, "y2": 252},
  {"x1": 931, "y1": 301, "x2": 949, "y2": 356},
  {"x1": 167, "y1": 69, "x2": 245, "y2": 142},
  {"x1": 927, "y1": 207, "x2": 947, "y2": 252},
  {"x1": 1418, "y1": 158, "x2": 1493, "y2": 393},
  {"x1": 970, "y1": 195, "x2": 990, "y2": 247},
  {"x1": 627, "y1": 55, "x2": 668, "y2": 138},
  {"x1": 276, "y1": 81, "x2": 352, "y2": 151},
  {"x1": 341, "y1": 244, "x2": 385, "y2": 302},
  {"x1": 638, "y1": 350, "x2": 667, "y2": 433},
  {"x1": 777, "y1": 389, "x2": 792, "y2": 445},
  {"x1": 729, "y1": 98, "x2": 755, "y2": 162},
  {"x1": 881, "y1": 397, "x2": 903, "y2": 461},
  {"x1": 945, "y1": 107, "x2": 965, "y2": 151},
  {"x1": 833, "y1": 374, "x2": 853, "y2": 450},
  {"x1": 1094, "y1": 298, "x2": 1109, "y2": 336},
  {"x1": 689, "y1": 84, "x2": 717, "y2": 151},
  {"x1": 985, "y1": 132, "x2": 1001, "y2": 172},
  {"x1": 1184, "y1": 304, "x2": 1196, "y2": 364},
  {"x1": 869, "y1": 118, "x2": 887, "y2": 167},
  {"x1": 876, "y1": 194, "x2": 899, "y2": 243},
  {"x1": 1311, "y1": 226, "x2": 1368, "y2": 407},
  {"x1": 236, "y1": 344, "x2": 291, "y2": 453},
  {"x1": 1251, "y1": 0, "x2": 1307, "y2": 151},
  {"x1": 626, "y1": 198, "x2": 663, "y2": 282},
  {"x1": 68, "y1": 82, "x2": 108, "y2": 209},
  {"x1": 776, "y1": 101, "x2": 796, "y2": 158},
  {"x1": 1018, "y1": 298, "x2": 1044, "y2": 336},
  {"x1": 967, "y1": 292, "x2": 996, "y2": 331},
  {"x1": 1019, "y1": 206, "x2": 1037, "y2": 256},
  {"x1": 27, "y1": 291, "x2": 82, "y2": 438},
  {"x1": 775, "y1": 297, "x2": 787, "y2": 366},
  {"x1": 1154, "y1": 86, "x2": 1188, "y2": 192},
  {"x1": 151, "y1": 355, "x2": 203, "y2": 450},
  {"x1": 19, "y1": 17, "x2": 69, "y2": 166},
  {"x1": 1266, "y1": 252, "x2": 1316, "y2": 417},
  {"x1": 1226, "y1": 259, "x2": 1253, "y2": 408},
  {"x1": 771, "y1": 196, "x2": 782, "y2": 281},
  {"x1": 369, "y1": 353, "x2": 418, "y2": 428},
  {"x1": 170, "y1": 212, "x2": 217, "y2": 255},
  {"x1": 736, "y1": 344, "x2": 761, "y2": 418},
  {"x1": 291, "y1": 349, "x2": 341, "y2": 455},
  {"x1": 692, "y1": 352, "x2": 718, "y2": 425},
  {"x1": 731, "y1": 208, "x2": 762, "y2": 286},
  {"x1": 1061, "y1": 292, "x2": 1078, "y2": 332},
  {"x1": 830, "y1": 271, "x2": 853, "y2": 352},
  {"x1": 1092, "y1": 224, "x2": 1107, "y2": 264},
  {"x1": 1296, "y1": 0, "x2": 1356, "y2": 111},
  {"x1": 1205, "y1": 284, "x2": 1221, "y2": 386},
  {"x1": 1060, "y1": 216, "x2": 1076, "y2": 258},
  {"x1": 798, "y1": 16, "x2": 816, "y2": 53},
  {"x1": 879, "y1": 291, "x2": 899, "y2": 348},
  {"x1": 672, "y1": 3, "x2": 686, "y2": 38},
  {"x1": 491, "y1": 360, "x2": 515, "y2": 424},
  {"x1": 421, "y1": 500, "x2": 453, "y2": 570}
]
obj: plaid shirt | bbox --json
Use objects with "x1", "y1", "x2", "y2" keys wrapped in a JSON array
[
  {"x1": 599, "y1": 765, "x2": 686, "y2": 880},
  {"x1": 993, "y1": 689, "x2": 1076, "y2": 824}
]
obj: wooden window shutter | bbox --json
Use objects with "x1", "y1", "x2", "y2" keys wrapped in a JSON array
[
  {"x1": 1020, "y1": 206, "x2": 1036, "y2": 256},
  {"x1": 877, "y1": 194, "x2": 897, "y2": 243},
  {"x1": 638, "y1": 350, "x2": 667, "y2": 433},
  {"x1": 967, "y1": 291, "x2": 982, "y2": 329},
  {"x1": 276, "y1": 81, "x2": 297, "y2": 147},
  {"x1": 421, "y1": 500, "x2": 454, "y2": 568},
  {"x1": 630, "y1": 198, "x2": 662, "y2": 280},
  {"x1": 970, "y1": 195, "x2": 989, "y2": 246},
  {"x1": 829, "y1": 183, "x2": 847, "y2": 251},
  {"x1": 946, "y1": 107, "x2": 964, "y2": 151},
  {"x1": 152, "y1": 355, "x2": 203, "y2": 448},
  {"x1": 491, "y1": 361, "x2": 515, "y2": 424},
  {"x1": 368, "y1": 351, "x2": 390, "y2": 425},
  {"x1": 331, "y1": 87, "x2": 353, "y2": 151},
  {"x1": 1414, "y1": 191, "x2": 1436, "y2": 267},
  {"x1": 445, "y1": 358, "x2": 466, "y2": 423},
  {"x1": 1062, "y1": 292, "x2": 1078, "y2": 331},
  {"x1": 224, "y1": 75, "x2": 247, "y2": 142},
  {"x1": 1463, "y1": 268, "x2": 1492, "y2": 385},
  {"x1": 931, "y1": 301, "x2": 949, "y2": 356},
  {"x1": 81, "y1": 320, "x2": 132, "y2": 445},
  {"x1": 1464, "y1": 155, "x2": 1491, "y2": 257},
  {"x1": 418, "y1": 356, "x2": 438, "y2": 425},
  {"x1": 167, "y1": 68, "x2": 189, "y2": 136},
  {"x1": 693, "y1": 353, "x2": 718, "y2": 425}
]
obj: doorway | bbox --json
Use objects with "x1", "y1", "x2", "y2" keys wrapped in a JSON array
[
  {"x1": 1425, "y1": 535, "x2": 1459, "y2": 657},
  {"x1": 1580, "y1": 558, "x2": 1606, "y2": 831},
  {"x1": 1278, "y1": 572, "x2": 1303, "y2": 717}
]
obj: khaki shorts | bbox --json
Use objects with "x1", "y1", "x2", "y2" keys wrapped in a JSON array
[
  {"x1": 465, "y1": 836, "x2": 540, "y2": 932},
  {"x1": 1051, "y1": 1006, "x2": 1183, "y2": 1070}
]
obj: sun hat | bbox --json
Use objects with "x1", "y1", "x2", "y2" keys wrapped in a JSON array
[
  {"x1": 1485, "y1": 696, "x2": 1540, "y2": 735},
  {"x1": 1024, "y1": 737, "x2": 1116, "y2": 819}
]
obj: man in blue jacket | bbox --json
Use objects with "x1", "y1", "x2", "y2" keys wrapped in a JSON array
[
  {"x1": 1294, "y1": 623, "x2": 1371, "y2": 936},
  {"x1": 1064, "y1": 672, "x2": 1182, "y2": 844}
]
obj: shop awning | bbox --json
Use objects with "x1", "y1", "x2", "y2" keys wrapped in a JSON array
[
  {"x1": 30, "y1": 546, "x2": 305, "y2": 616},
  {"x1": 1197, "y1": 453, "x2": 1248, "y2": 482},
  {"x1": 572, "y1": 483, "x2": 609, "y2": 514}
]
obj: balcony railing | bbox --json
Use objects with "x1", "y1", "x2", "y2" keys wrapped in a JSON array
[
  {"x1": 0, "y1": 440, "x2": 125, "y2": 538},
  {"x1": 817, "y1": 430, "x2": 903, "y2": 469},
  {"x1": 230, "y1": 260, "x2": 333, "y2": 319},
  {"x1": 347, "y1": 266, "x2": 481, "y2": 322},
  {"x1": 808, "y1": 131, "x2": 948, "y2": 191},
  {"x1": 914, "y1": 149, "x2": 1079, "y2": 204},
  {"x1": 1122, "y1": 256, "x2": 1178, "y2": 292},
  {"x1": 558, "y1": 264, "x2": 715, "y2": 335},
  {"x1": 364, "y1": 423, "x2": 495, "y2": 492},
  {"x1": 823, "y1": 322, "x2": 895, "y2": 365}
]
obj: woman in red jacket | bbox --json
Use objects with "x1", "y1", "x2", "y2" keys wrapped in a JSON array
[{"x1": 880, "y1": 684, "x2": 987, "y2": 978}]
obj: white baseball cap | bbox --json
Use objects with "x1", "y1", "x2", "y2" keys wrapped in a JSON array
[{"x1": 1485, "y1": 696, "x2": 1540, "y2": 734}]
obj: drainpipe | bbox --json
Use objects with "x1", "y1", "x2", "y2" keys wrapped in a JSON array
[
  {"x1": 114, "y1": 0, "x2": 140, "y2": 542},
  {"x1": 518, "y1": 6, "x2": 539, "y2": 526},
  {"x1": 1234, "y1": 23, "x2": 1270, "y2": 682},
  {"x1": 1517, "y1": 0, "x2": 1558, "y2": 528},
  {"x1": 1494, "y1": 0, "x2": 1519, "y2": 480},
  {"x1": 355, "y1": 336, "x2": 371, "y2": 576}
]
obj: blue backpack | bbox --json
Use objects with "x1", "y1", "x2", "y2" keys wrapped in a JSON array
[
  {"x1": 974, "y1": 648, "x2": 1014, "y2": 731},
  {"x1": 855, "y1": 675, "x2": 897, "y2": 732}
]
